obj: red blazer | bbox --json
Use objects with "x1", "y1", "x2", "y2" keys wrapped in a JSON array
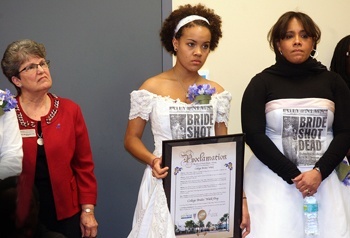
[{"x1": 16, "y1": 93, "x2": 97, "y2": 222}]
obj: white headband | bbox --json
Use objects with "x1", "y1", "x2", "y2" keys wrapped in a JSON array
[{"x1": 174, "y1": 15, "x2": 210, "y2": 35}]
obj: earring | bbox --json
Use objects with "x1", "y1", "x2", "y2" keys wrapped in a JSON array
[
  {"x1": 346, "y1": 51, "x2": 349, "y2": 57},
  {"x1": 279, "y1": 51, "x2": 283, "y2": 55},
  {"x1": 174, "y1": 48, "x2": 178, "y2": 52},
  {"x1": 310, "y1": 49, "x2": 318, "y2": 59}
]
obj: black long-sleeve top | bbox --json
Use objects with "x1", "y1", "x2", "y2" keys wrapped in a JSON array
[{"x1": 241, "y1": 57, "x2": 350, "y2": 184}]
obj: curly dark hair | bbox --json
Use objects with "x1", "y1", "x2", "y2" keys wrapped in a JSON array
[
  {"x1": 268, "y1": 11, "x2": 321, "y2": 58},
  {"x1": 160, "y1": 4, "x2": 222, "y2": 55},
  {"x1": 330, "y1": 35, "x2": 350, "y2": 89}
]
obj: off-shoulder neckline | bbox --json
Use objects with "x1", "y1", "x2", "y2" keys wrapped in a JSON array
[{"x1": 132, "y1": 89, "x2": 229, "y2": 104}]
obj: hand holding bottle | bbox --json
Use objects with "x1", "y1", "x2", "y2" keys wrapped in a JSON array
[{"x1": 292, "y1": 168, "x2": 322, "y2": 197}]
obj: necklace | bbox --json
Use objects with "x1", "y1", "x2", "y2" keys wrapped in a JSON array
[
  {"x1": 37, "y1": 121, "x2": 44, "y2": 146},
  {"x1": 172, "y1": 68, "x2": 199, "y2": 98},
  {"x1": 37, "y1": 132, "x2": 44, "y2": 146}
]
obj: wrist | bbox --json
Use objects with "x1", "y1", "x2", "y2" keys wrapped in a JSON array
[
  {"x1": 151, "y1": 157, "x2": 160, "y2": 168},
  {"x1": 313, "y1": 166, "x2": 322, "y2": 179},
  {"x1": 82, "y1": 208, "x2": 94, "y2": 214},
  {"x1": 81, "y1": 205, "x2": 95, "y2": 214},
  {"x1": 313, "y1": 167, "x2": 321, "y2": 173}
]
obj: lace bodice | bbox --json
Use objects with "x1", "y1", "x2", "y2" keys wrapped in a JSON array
[{"x1": 129, "y1": 89, "x2": 231, "y2": 157}]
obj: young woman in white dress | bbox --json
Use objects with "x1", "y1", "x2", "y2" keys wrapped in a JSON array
[{"x1": 124, "y1": 4, "x2": 250, "y2": 238}]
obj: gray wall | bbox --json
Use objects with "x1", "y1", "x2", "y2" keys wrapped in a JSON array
[{"x1": 0, "y1": 1, "x2": 171, "y2": 237}]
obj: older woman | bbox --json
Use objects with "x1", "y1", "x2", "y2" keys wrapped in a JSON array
[
  {"x1": 241, "y1": 12, "x2": 350, "y2": 237},
  {"x1": 1, "y1": 39, "x2": 98, "y2": 238}
]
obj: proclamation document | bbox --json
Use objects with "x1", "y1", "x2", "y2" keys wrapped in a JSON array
[{"x1": 163, "y1": 135, "x2": 244, "y2": 238}]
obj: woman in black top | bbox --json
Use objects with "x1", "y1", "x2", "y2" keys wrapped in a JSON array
[{"x1": 241, "y1": 11, "x2": 350, "y2": 238}]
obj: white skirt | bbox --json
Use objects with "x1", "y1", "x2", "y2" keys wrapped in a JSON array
[
  {"x1": 244, "y1": 156, "x2": 350, "y2": 238},
  {"x1": 128, "y1": 166, "x2": 176, "y2": 238}
]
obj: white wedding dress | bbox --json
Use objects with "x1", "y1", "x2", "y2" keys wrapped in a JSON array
[
  {"x1": 127, "y1": 89, "x2": 231, "y2": 238},
  {"x1": 244, "y1": 98, "x2": 350, "y2": 238}
]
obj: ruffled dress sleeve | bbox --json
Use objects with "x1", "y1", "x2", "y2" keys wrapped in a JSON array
[
  {"x1": 211, "y1": 91, "x2": 232, "y2": 128},
  {"x1": 129, "y1": 90, "x2": 156, "y2": 121}
]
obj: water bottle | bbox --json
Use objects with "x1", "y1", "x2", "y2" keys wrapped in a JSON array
[{"x1": 303, "y1": 195, "x2": 319, "y2": 237}]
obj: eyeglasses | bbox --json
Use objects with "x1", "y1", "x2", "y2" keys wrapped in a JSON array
[{"x1": 18, "y1": 60, "x2": 50, "y2": 74}]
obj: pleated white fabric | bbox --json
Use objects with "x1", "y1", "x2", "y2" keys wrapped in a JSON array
[
  {"x1": 244, "y1": 98, "x2": 350, "y2": 238},
  {"x1": 128, "y1": 166, "x2": 175, "y2": 238}
]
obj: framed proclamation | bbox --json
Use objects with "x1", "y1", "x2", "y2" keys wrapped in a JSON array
[{"x1": 162, "y1": 134, "x2": 245, "y2": 238}]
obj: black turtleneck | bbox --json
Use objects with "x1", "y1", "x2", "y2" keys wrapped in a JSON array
[{"x1": 241, "y1": 57, "x2": 350, "y2": 184}]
